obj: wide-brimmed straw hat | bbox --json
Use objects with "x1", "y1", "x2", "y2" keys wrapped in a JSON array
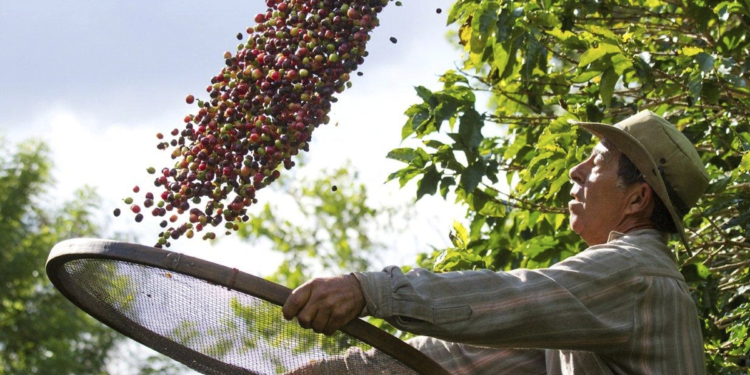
[{"x1": 571, "y1": 110, "x2": 709, "y2": 253}]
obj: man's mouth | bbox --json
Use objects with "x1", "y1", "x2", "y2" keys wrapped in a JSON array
[{"x1": 570, "y1": 191, "x2": 582, "y2": 203}]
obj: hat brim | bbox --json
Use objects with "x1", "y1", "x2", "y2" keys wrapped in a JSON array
[{"x1": 572, "y1": 121, "x2": 691, "y2": 253}]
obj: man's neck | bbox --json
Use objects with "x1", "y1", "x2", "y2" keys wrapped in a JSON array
[
  {"x1": 587, "y1": 221, "x2": 654, "y2": 246},
  {"x1": 619, "y1": 223, "x2": 655, "y2": 233}
]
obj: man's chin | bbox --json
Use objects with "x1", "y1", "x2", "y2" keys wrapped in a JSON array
[
  {"x1": 569, "y1": 223, "x2": 580, "y2": 235},
  {"x1": 568, "y1": 215, "x2": 583, "y2": 235}
]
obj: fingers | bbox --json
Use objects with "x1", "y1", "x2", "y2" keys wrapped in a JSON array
[
  {"x1": 321, "y1": 305, "x2": 344, "y2": 336},
  {"x1": 283, "y1": 275, "x2": 366, "y2": 336},
  {"x1": 294, "y1": 290, "x2": 327, "y2": 332},
  {"x1": 309, "y1": 308, "x2": 331, "y2": 334},
  {"x1": 282, "y1": 280, "x2": 312, "y2": 321}
]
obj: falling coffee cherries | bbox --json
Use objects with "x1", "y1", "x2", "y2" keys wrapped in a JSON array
[{"x1": 117, "y1": 0, "x2": 395, "y2": 248}]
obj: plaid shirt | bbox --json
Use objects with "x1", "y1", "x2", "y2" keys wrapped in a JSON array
[{"x1": 353, "y1": 229, "x2": 706, "y2": 375}]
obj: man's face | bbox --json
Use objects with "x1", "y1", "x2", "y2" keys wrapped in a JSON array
[{"x1": 568, "y1": 141, "x2": 630, "y2": 245}]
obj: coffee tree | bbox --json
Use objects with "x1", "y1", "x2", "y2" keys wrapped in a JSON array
[
  {"x1": 0, "y1": 139, "x2": 119, "y2": 375},
  {"x1": 388, "y1": 0, "x2": 750, "y2": 372}
]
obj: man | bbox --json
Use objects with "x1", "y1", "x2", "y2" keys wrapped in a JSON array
[{"x1": 282, "y1": 111, "x2": 710, "y2": 374}]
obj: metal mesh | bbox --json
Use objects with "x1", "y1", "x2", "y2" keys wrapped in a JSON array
[{"x1": 56, "y1": 258, "x2": 415, "y2": 375}]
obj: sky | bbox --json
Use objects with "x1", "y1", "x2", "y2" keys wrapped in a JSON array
[{"x1": 0, "y1": 2, "x2": 466, "y2": 274}]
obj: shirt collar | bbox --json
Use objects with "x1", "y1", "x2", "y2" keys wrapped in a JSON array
[{"x1": 607, "y1": 229, "x2": 669, "y2": 244}]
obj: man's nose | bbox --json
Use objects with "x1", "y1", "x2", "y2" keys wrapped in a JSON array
[{"x1": 569, "y1": 162, "x2": 586, "y2": 185}]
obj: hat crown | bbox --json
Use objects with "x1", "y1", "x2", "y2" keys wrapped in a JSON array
[{"x1": 615, "y1": 111, "x2": 709, "y2": 209}]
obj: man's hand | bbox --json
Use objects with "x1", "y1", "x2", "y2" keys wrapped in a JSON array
[{"x1": 282, "y1": 274, "x2": 365, "y2": 336}]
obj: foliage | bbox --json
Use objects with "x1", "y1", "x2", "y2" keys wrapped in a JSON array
[
  {"x1": 0, "y1": 138, "x2": 119, "y2": 375},
  {"x1": 236, "y1": 162, "x2": 401, "y2": 288},
  {"x1": 235, "y1": 161, "x2": 409, "y2": 338},
  {"x1": 389, "y1": 0, "x2": 750, "y2": 372}
]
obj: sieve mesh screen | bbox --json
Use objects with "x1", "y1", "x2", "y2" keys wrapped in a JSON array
[{"x1": 57, "y1": 258, "x2": 416, "y2": 375}]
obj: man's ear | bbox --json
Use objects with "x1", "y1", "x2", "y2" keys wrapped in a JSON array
[{"x1": 625, "y1": 182, "x2": 654, "y2": 215}]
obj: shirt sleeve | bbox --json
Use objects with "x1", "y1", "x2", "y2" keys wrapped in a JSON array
[{"x1": 353, "y1": 245, "x2": 638, "y2": 352}]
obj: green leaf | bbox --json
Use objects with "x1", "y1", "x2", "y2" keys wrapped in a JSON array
[
  {"x1": 681, "y1": 46, "x2": 704, "y2": 56},
  {"x1": 433, "y1": 144, "x2": 461, "y2": 168},
  {"x1": 527, "y1": 10, "x2": 561, "y2": 28},
  {"x1": 469, "y1": 215, "x2": 486, "y2": 240},
  {"x1": 632, "y1": 55, "x2": 655, "y2": 89},
  {"x1": 720, "y1": 27, "x2": 749, "y2": 52},
  {"x1": 611, "y1": 54, "x2": 633, "y2": 75},
  {"x1": 522, "y1": 34, "x2": 544, "y2": 84},
  {"x1": 439, "y1": 70, "x2": 470, "y2": 87},
  {"x1": 424, "y1": 140, "x2": 444, "y2": 149},
  {"x1": 687, "y1": 71, "x2": 703, "y2": 103},
  {"x1": 714, "y1": 1, "x2": 748, "y2": 19},
  {"x1": 707, "y1": 175, "x2": 733, "y2": 194},
  {"x1": 386, "y1": 166, "x2": 421, "y2": 187},
  {"x1": 477, "y1": 198, "x2": 506, "y2": 217},
  {"x1": 580, "y1": 25, "x2": 619, "y2": 44},
  {"x1": 459, "y1": 109, "x2": 484, "y2": 149},
  {"x1": 599, "y1": 67, "x2": 618, "y2": 108},
  {"x1": 571, "y1": 69, "x2": 602, "y2": 83},
  {"x1": 504, "y1": 133, "x2": 528, "y2": 159},
  {"x1": 469, "y1": 189, "x2": 488, "y2": 212},
  {"x1": 461, "y1": 161, "x2": 486, "y2": 194},
  {"x1": 498, "y1": 28, "x2": 525, "y2": 80},
  {"x1": 446, "y1": 0, "x2": 478, "y2": 25},
  {"x1": 417, "y1": 165, "x2": 441, "y2": 200},
  {"x1": 452, "y1": 220, "x2": 469, "y2": 248},
  {"x1": 548, "y1": 114, "x2": 574, "y2": 133},
  {"x1": 578, "y1": 43, "x2": 621, "y2": 67},
  {"x1": 434, "y1": 94, "x2": 461, "y2": 129},
  {"x1": 724, "y1": 73, "x2": 748, "y2": 89},
  {"x1": 696, "y1": 52, "x2": 715, "y2": 73},
  {"x1": 496, "y1": 4, "x2": 522, "y2": 43},
  {"x1": 415, "y1": 86, "x2": 434, "y2": 105},
  {"x1": 546, "y1": 28, "x2": 576, "y2": 42},
  {"x1": 402, "y1": 104, "x2": 431, "y2": 140},
  {"x1": 721, "y1": 212, "x2": 750, "y2": 230},
  {"x1": 486, "y1": 159, "x2": 500, "y2": 184},
  {"x1": 586, "y1": 103, "x2": 604, "y2": 122},
  {"x1": 740, "y1": 152, "x2": 750, "y2": 172},
  {"x1": 515, "y1": 236, "x2": 559, "y2": 260},
  {"x1": 545, "y1": 163, "x2": 571, "y2": 199},
  {"x1": 476, "y1": 1, "x2": 500, "y2": 36},
  {"x1": 413, "y1": 148, "x2": 431, "y2": 169},
  {"x1": 439, "y1": 176, "x2": 455, "y2": 198},
  {"x1": 701, "y1": 82, "x2": 721, "y2": 104},
  {"x1": 401, "y1": 122, "x2": 415, "y2": 140},
  {"x1": 386, "y1": 148, "x2": 416, "y2": 164},
  {"x1": 470, "y1": 1, "x2": 500, "y2": 57},
  {"x1": 553, "y1": 213, "x2": 566, "y2": 230},
  {"x1": 681, "y1": 263, "x2": 712, "y2": 282},
  {"x1": 493, "y1": 40, "x2": 511, "y2": 76}
]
